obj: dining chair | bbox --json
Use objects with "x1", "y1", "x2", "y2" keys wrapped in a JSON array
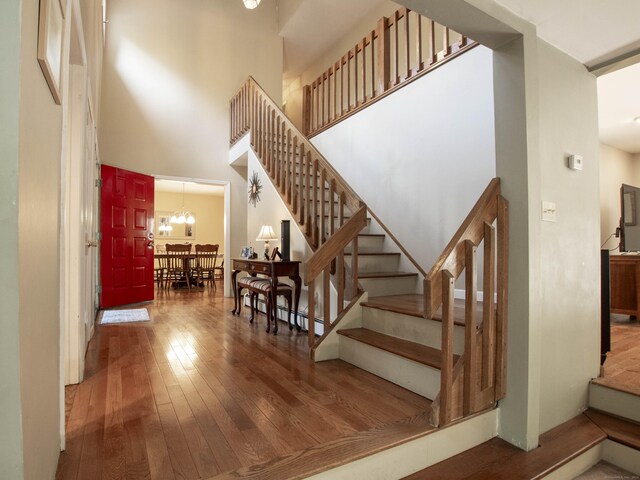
[
  {"x1": 195, "y1": 244, "x2": 219, "y2": 290},
  {"x1": 214, "y1": 259, "x2": 224, "y2": 282},
  {"x1": 155, "y1": 244, "x2": 168, "y2": 288},
  {"x1": 165, "y1": 243, "x2": 193, "y2": 290}
]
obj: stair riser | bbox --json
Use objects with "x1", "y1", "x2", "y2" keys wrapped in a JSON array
[
  {"x1": 359, "y1": 275, "x2": 419, "y2": 297},
  {"x1": 589, "y1": 383, "x2": 640, "y2": 423},
  {"x1": 345, "y1": 236, "x2": 385, "y2": 254},
  {"x1": 339, "y1": 336, "x2": 440, "y2": 399},
  {"x1": 345, "y1": 254, "x2": 401, "y2": 274},
  {"x1": 362, "y1": 307, "x2": 465, "y2": 355}
]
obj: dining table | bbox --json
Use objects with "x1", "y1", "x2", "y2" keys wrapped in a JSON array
[{"x1": 155, "y1": 252, "x2": 223, "y2": 289}]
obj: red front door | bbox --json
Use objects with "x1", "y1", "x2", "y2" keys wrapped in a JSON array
[{"x1": 100, "y1": 165, "x2": 155, "y2": 308}]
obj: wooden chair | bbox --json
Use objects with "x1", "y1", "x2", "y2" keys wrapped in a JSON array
[
  {"x1": 194, "y1": 244, "x2": 219, "y2": 290},
  {"x1": 214, "y1": 259, "x2": 224, "y2": 282},
  {"x1": 165, "y1": 243, "x2": 193, "y2": 290},
  {"x1": 155, "y1": 244, "x2": 168, "y2": 288}
]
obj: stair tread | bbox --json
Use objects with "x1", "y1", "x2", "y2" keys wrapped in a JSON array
[
  {"x1": 337, "y1": 328, "x2": 450, "y2": 369},
  {"x1": 359, "y1": 271, "x2": 418, "y2": 279},
  {"x1": 344, "y1": 252, "x2": 401, "y2": 256},
  {"x1": 358, "y1": 233, "x2": 385, "y2": 238},
  {"x1": 584, "y1": 408, "x2": 640, "y2": 450},
  {"x1": 402, "y1": 413, "x2": 606, "y2": 480},
  {"x1": 362, "y1": 294, "x2": 485, "y2": 326}
]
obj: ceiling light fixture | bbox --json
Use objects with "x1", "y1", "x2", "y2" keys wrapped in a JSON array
[
  {"x1": 242, "y1": 0, "x2": 261, "y2": 9},
  {"x1": 170, "y1": 183, "x2": 196, "y2": 225}
]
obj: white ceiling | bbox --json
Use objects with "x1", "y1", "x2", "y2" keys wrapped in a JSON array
[
  {"x1": 490, "y1": 0, "x2": 640, "y2": 154},
  {"x1": 279, "y1": 0, "x2": 640, "y2": 154},
  {"x1": 155, "y1": 179, "x2": 224, "y2": 196},
  {"x1": 279, "y1": 0, "x2": 388, "y2": 80},
  {"x1": 598, "y1": 62, "x2": 640, "y2": 154}
]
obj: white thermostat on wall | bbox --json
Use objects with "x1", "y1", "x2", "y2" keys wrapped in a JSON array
[{"x1": 568, "y1": 154, "x2": 583, "y2": 171}]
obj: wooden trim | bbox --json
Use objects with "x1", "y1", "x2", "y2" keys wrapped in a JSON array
[{"x1": 495, "y1": 195, "x2": 509, "y2": 400}]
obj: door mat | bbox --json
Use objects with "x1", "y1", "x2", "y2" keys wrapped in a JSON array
[{"x1": 100, "y1": 308, "x2": 150, "y2": 325}]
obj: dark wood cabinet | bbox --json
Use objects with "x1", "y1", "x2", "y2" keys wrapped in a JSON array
[{"x1": 610, "y1": 255, "x2": 640, "y2": 318}]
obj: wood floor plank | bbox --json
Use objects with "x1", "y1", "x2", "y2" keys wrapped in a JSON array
[
  {"x1": 156, "y1": 403, "x2": 200, "y2": 480},
  {"x1": 57, "y1": 284, "x2": 432, "y2": 480}
]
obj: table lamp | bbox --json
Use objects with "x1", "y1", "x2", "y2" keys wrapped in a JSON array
[{"x1": 256, "y1": 225, "x2": 278, "y2": 260}]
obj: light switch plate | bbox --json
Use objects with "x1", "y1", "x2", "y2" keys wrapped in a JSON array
[{"x1": 542, "y1": 201, "x2": 556, "y2": 222}]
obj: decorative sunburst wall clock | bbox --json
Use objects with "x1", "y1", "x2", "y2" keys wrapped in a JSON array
[{"x1": 248, "y1": 171, "x2": 262, "y2": 207}]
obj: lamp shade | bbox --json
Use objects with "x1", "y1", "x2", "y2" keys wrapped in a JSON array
[
  {"x1": 256, "y1": 225, "x2": 278, "y2": 242},
  {"x1": 243, "y1": 0, "x2": 261, "y2": 9}
]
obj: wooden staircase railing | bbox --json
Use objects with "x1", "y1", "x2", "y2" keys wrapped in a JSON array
[
  {"x1": 230, "y1": 76, "x2": 367, "y2": 350},
  {"x1": 302, "y1": 6, "x2": 477, "y2": 137},
  {"x1": 425, "y1": 178, "x2": 508, "y2": 427}
]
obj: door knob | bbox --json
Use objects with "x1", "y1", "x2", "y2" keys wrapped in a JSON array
[
  {"x1": 148, "y1": 241, "x2": 155, "y2": 249},
  {"x1": 86, "y1": 241, "x2": 98, "y2": 248}
]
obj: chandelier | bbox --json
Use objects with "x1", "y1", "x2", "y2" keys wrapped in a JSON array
[
  {"x1": 158, "y1": 218, "x2": 173, "y2": 232},
  {"x1": 170, "y1": 183, "x2": 195, "y2": 225},
  {"x1": 242, "y1": 0, "x2": 261, "y2": 9}
]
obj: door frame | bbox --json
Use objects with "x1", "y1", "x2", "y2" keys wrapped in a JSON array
[{"x1": 154, "y1": 175, "x2": 231, "y2": 297}]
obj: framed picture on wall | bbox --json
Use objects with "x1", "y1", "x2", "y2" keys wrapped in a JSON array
[
  {"x1": 37, "y1": 0, "x2": 64, "y2": 104},
  {"x1": 155, "y1": 211, "x2": 196, "y2": 240}
]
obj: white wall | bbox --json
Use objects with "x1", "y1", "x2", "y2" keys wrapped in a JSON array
[
  {"x1": 0, "y1": 0, "x2": 25, "y2": 477},
  {"x1": 599, "y1": 143, "x2": 639, "y2": 249},
  {"x1": 536, "y1": 39, "x2": 601, "y2": 435},
  {"x1": 99, "y1": 0, "x2": 283, "y2": 279},
  {"x1": 311, "y1": 46, "x2": 496, "y2": 271}
]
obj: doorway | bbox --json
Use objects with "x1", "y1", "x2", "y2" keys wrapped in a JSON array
[
  {"x1": 154, "y1": 176, "x2": 231, "y2": 297},
  {"x1": 597, "y1": 59, "x2": 640, "y2": 396}
]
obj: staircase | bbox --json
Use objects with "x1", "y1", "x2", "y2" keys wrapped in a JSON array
[{"x1": 230, "y1": 76, "x2": 507, "y2": 433}]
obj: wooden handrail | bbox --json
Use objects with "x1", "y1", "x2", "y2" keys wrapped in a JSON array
[
  {"x1": 424, "y1": 178, "x2": 508, "y2": 427},
  {"x1": 424, "y1": 178, "x2": 501, "y2": 319},
  {"x1": 302, "y1": 7, "x2": 476, "y2": 137},
  {"x1": 230, "y1": 77, "x2": 367, "y2": 351}
]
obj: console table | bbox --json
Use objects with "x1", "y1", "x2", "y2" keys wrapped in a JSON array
[
  {"x1": 231, "y1": 258, "x2": 301, "y2": 328},
  {"x1": 610, "y1": 254, "x2": 640, "y2": 318}
]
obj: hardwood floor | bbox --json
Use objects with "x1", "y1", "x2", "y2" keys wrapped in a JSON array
[
  {"x1": 593, "y1": 314, "x2": 640, "y2": 396},
  {"x1": 56, "y1": 284, "x2": 431, "y2": 479}
]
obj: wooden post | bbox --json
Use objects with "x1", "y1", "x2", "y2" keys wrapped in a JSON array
[
  {"x1": 323, "y1": 266, "x2": 331, "y2": 332},
  {"x1": 302, "y1": 85, "x2": 311, "y2": 137},
  {"x1": 440, "y1": 270, "x2": 455, "y2": 426},
  {"x1": 482, "y1": 222, "x2": 496, "y2": 390},
  {"x1": 376, "y1": 17, "x2": 390, "y2": 95},
  {"x1": 308, "y1": 279, "x2": 315, "y2": 347},
  {"x1": 463, "y1": 240, "x2": 478, "y2": 415}
]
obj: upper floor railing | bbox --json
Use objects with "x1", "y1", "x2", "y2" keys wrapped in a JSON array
[{"x1": 302, "y1": 7, "x2": 476, "y2": 137}]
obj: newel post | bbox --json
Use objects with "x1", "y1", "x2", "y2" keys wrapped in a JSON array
[
  {"x1": 302, "y1": 85, "x2": 311, "y2": 136},
  {"x1": 376, "y1": 16, "x2": 390, "y2": 95}
]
